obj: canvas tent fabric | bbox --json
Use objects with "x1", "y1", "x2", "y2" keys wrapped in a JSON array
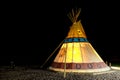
[{"x1": 49, "y1": 9, "x2": 110, "y2": 72}]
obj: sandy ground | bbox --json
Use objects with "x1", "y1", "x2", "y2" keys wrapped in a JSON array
[{"x1": 0, "y1": 66, "x2": 120, "y2": 80}]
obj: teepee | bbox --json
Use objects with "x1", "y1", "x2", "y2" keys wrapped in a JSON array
[{"x1": 48, "y1": 8, "x2": 110, "y2": 73}]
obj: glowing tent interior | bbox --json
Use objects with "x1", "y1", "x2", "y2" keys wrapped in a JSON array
[{"x1": 46, "y1": 8, "x2": 111, "y2": 72}]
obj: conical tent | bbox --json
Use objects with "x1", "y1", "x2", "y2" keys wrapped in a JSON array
[{"x1": 49, "y1": 8, "x2": 110, "y2": 72}]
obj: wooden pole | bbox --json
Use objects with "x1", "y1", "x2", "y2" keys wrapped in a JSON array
[
  {"x1": 64, "y1": 43, "x2": 67, "y2": 78},
  {"x1": 64, "y1": 54, "x2": 66, "y2": 78},
  {"x1": 40, "y1": 39, "x2": 64, "y2": 68}
]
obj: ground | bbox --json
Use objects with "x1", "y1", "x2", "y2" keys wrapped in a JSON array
[{"x1": 0, "y1": 66, "x2": 120, "y2": 80}]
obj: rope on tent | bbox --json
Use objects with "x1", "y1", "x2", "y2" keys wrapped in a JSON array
[{"x1": 40, "y1": 39, "x2": 65, "y2": 68}]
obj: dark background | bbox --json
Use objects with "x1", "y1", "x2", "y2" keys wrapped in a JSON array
[{"x1": 1, "y1": 0, "x2": 120, "y2": 66}]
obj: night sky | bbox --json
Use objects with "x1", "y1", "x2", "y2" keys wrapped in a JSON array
[{"x1": 1, "y1": 0, "x2": 120, "y2": 66}]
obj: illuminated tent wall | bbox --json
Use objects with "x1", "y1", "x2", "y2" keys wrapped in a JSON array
[{"x1": 49, "y1": 9, "x2": 110, "y2": 72}]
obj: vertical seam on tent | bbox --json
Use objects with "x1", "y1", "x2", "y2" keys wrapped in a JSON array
[
  {"x1": 62, "y1": 44, "x2": 66, "y2": 63},
  {"x1": 79, "y1": 43, "x2": 83, "y2": 63},
  {"x1": 59, "y1": 45, "x2": 63, "y2": 62},
  {"x1": 65, "y1": 43, "x2": 68, "y2": 63},
  {"x1": 72, "y1": 42, "x2": 74, "y2": 63},
  {"x1": 86, "y1": 44, "x2": 92, "y2": 61}
]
